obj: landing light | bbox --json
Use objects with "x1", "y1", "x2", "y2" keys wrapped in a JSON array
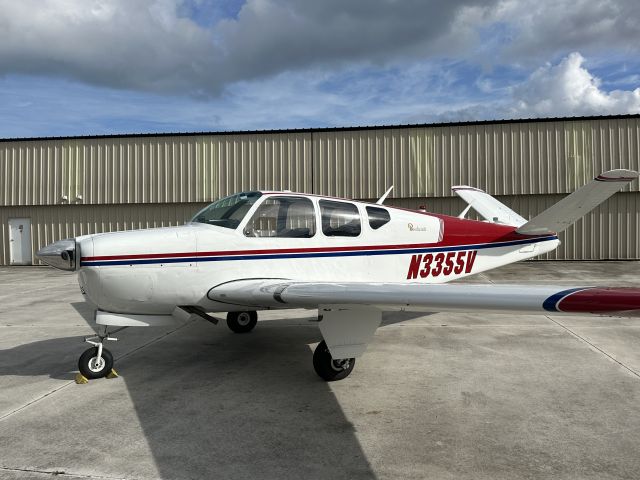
[{"x1": 36, "y1": 238, "x2": 77, "y2": 271}]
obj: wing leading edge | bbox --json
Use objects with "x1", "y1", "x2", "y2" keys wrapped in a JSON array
[{"x1": 209, "y1": 280, "x2": 640, "y2": 317}]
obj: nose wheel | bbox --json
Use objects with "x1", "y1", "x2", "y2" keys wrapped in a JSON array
[
  {"x1": 76, "y1": 326, "x2": 124, "y2": 381},
  {"x1": 313, "y1": 340, "x2": 356, "y2": 381},
  {"x1": 78, "y1": 346, "x2": 114, "y2": 379}
]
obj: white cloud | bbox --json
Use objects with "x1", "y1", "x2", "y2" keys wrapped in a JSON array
[
  {"x1": 0, "y1": 0, "x2": 217, "y2": 93},
  {"x1": 438, "y1": 52, "x2": 640, "y2": 121},
  {"x1": 1, "y1": 1, "x2": 640, "y2": 136},
  {"x1": 0, "y1": 0, "x2": 639, "y2": 98},
  {"x1": 509, "y1": 52, "x2": 640, "y2": 117},
  {"x1": 0, "y1": 0, "x2": 485, "y2": 95},
  {"x1": 4, "y1": 51, "x2": 638, "y2": 139},
  {"x1": 493, "y1": 0, "x2": 640, "y2": 62}
]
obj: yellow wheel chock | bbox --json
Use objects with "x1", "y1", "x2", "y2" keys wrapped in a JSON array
[{"x1": 74, "y1": 368, "x2": 118, "y2": 384}]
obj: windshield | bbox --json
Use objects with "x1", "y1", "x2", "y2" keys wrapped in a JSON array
[{"x1": 191, "y1": 191, "x2": 262, "y2": 229}]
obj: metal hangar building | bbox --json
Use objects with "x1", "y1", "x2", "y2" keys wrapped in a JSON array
[{"x1": 1, "y1": 114, "x2": 639, "y2": 265}]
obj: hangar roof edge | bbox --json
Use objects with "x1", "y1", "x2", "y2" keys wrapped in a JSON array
[{"x1": 2, "y1": 113, "x2": 639, "y2": 143}]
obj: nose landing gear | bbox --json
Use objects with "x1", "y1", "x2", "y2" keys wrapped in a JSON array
[
  {"x1": 78, "y1": 346, "x2": 114, "y2": 380},
  {"x1": 76, "y1": 326, "x2": 124, "y2": 383}
]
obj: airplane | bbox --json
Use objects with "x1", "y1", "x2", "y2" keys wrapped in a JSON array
[{"x1": 37, "y1": 169, "x2": 640, "y2": 382}]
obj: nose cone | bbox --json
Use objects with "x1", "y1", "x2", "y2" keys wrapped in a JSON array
[{"x1": 36, "y1": 238, "x2": 77, "y2": 271}]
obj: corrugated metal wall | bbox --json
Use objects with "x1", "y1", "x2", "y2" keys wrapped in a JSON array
[
  {"x1": 313, "y1": 118, "x2": 640, "y2": 198},
  {"x1": 0, "y1": 133, "x2": 312, "y2": 206},
  {"x1": 2, "y1": 118, "x2": 638, "y2": 207},
  {"x1": 1, "y1": 116, "x2": 639, "y2": 264},
  {"x1": 0, "y1": 203, "x2": 208, "y2": 265},
  {"x1": 3, "y1": 192, "x2": 638, "y2": 265}
]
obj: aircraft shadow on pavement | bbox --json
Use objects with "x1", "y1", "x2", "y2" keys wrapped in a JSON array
[
  {"x1": 118, "y1": 319, "x2": 376, "y2": 479},
  {"x1": 0, "y1": 306, "x2": 427, "y2": 478},
  {"x1": 381, "y1": 310, "x2": 432, "y2": 326},
  {"x1": 0, "y1": 317, "x2": 376, "y2": 478},
  {"x1": 71, "y1": 301, "x2": 98, "y2": 331},
  {"x1": 0, "y1": 335, "x2": 88, "y2": 380}
]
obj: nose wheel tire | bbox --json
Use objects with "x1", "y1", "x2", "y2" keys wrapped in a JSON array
[
  {"x1": 227, "y1": 311, "x2": 258, "y2": 333},
  {"x1": 313, "y1": 340, "x2": 356, "y2": 381},
  {"x1": 78, "y1": 347, "x2": 114, "y2": 379}
]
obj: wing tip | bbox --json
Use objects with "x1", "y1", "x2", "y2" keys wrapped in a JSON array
[
  {"x1": 549, "y1": 287, "x2": 640, "y2": 315},
  {"x1": 451, "y1": 185, "x2": 484, "y2": 192},
  {"x1": 595, "y1": 169, "x2": 639, "y2": 182}
]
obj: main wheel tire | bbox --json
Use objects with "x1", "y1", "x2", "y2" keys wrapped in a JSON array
[
  {"x1": 78, "y1": 347, "x2": 114, "y2": 379},
  {"x1": 227, "y1": 311, "x2": 258, "y2": 333},
  {"x1": 312, "y1": 340, "x2": 355, "y2": 381}
]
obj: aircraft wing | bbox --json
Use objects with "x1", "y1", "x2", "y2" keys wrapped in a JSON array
[
  {"x1": 209, "y1": 279, "x2": 640, "y2": 317},
  {"x1": 209, "y1": 279, "x2": 640, "y2": 360}
]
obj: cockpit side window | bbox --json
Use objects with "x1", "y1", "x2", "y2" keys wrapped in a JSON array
[
  {"x1": 366, "y1": 206, "x2": 391, "y2": 229},
  {"x1": 244, "y1": 196, "x2": 316, "y2": 238},
  {"x1": 319, "y1": 200, "x2": 361, "y2": 237},
  {"x1": 191, "y1": 192, "x2": 262, "y2": 229}
]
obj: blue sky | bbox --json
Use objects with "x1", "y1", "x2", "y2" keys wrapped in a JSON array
[{"x1": 0, "y1": 0, "x2": 639, "y2": 138}]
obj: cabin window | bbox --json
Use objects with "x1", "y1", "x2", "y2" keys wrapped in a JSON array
[
  {"x1": 244, "y1": 196, "x2": 316, "y2": 238},
  {"x1": 319, "y1": 200, "x2": 361, "y2": 237},
  {"x1": 366, "y1": 206, "x2": 390, "y2": 229},
  {"x1": 191, "y1": 191, "x2": 262, "y2": 229}
]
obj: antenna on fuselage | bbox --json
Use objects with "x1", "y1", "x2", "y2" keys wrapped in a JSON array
[{"x1": 376, "y1": 186, "x2": 393, "y2": 205}]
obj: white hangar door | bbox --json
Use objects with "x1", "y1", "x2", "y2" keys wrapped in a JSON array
[{"x1": 9, "y1": 218, "x2": 32, "y2": 265}]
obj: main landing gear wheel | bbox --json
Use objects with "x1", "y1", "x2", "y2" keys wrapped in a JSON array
[
  {"x1": 313, "y1": 340, "x2": 355, "y2": 381},
  {"x1": 78, "y1": 347, "x2": 114, "y2": 379},
  {"x1": 226, "y1": 311, "x2": 258, "y2": 333}
]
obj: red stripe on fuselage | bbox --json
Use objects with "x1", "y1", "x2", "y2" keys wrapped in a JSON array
[
  {"x1": 83, "y1": 243, "x2": 454, "y2": 261},
  {"x1": 81, "y1": 217, "x2": 550, "y2": 262}
]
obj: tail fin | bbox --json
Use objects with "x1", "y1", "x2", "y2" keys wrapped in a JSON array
[
  {"x1": 516, "y1": 169, "x2": 638, "y2": 235},
  {"x1": 452, "y1": 186, "x2": 527, "y2": 227}
]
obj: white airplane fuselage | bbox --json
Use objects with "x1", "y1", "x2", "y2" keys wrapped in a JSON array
[
  {"x1": 35, "y1": 172, "x2": 640, "y2": 382},
  {"x1": 73, "y1": 193, "x2": 559, "y2": 315}
]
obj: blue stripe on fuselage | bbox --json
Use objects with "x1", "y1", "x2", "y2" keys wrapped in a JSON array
[{"x1": 80, "y1": 235, "x2": 558, "y2": 267}]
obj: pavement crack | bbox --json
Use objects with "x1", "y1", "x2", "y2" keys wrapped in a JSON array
[
  {"x1": 0, "y1": 321, "x2": 195, "y2": 424},
  {"x1": 545, "y1": 315, "x2": 640, "y2": 380},
  {"x1": 0, "y1": 465, "x2": 131, "y2": 479},
  {"x1": 0, "y1": 382, "x2": 75, "y2": 423}
]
